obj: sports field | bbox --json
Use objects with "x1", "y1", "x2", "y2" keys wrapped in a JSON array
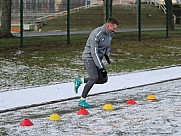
[{"x1": 0, "y1": 78, "x2": 180, "y2": 136}]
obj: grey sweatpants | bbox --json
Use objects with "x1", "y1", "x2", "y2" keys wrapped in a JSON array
[{"x1": 81, "y1": 59, "x2": 108, "y2": 98}]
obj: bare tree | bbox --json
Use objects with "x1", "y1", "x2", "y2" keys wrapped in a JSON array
[
  {"x1": 0, "y1": 0, "x2": 13, "y2": 38},
  {"x1": 164, "y1": 0, "x2": 175, "y2": 30}
]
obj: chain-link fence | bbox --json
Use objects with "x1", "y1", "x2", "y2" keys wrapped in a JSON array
[{"x1": 0, "y1": 0, "x2": 181, "y2": 45}]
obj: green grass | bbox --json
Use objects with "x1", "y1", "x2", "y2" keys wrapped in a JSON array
[
  {"x1": 41, "y1": 4, "x2": 166, "y2": 31},
  {"x1": 0, "y1": 30, "x2": 181, "y2": 91},
  {"x1": 0, "y1": 128, "x2": 8, "y2": 136}
]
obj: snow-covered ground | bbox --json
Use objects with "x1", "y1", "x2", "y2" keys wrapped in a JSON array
[
  {"x1": 0, "y1": 66, "x2": 181, "y2": 111},
  {"x1": 0, "y1": 78, "x2": 180, "y2": 136},
  {"x1": 0, "y1": 66, "x2": 181, "y2": 135}
]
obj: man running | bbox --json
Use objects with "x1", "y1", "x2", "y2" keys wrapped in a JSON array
[{"x1": 74, "y1": 17, "x2": 119, "y2": 108}]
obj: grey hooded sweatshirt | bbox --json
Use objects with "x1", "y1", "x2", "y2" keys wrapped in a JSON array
[{"x1": 82, "y1": 24, "x2": 114, "y2": 69}]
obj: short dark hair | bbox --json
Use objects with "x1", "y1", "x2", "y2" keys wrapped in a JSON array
[{"x1": 107, "y1": 17, "x2": 119, "y2": 25}]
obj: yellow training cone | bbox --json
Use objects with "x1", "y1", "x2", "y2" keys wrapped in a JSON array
[
  {"x1": 48, "y1": 113, "x2": 61, "y2": 121},
  {"x1": 102, "y1": 104, "x2": 114, "y2": 110},
  {"x1": 146, "y1": 94, "x2": 157, "y2": 101}
]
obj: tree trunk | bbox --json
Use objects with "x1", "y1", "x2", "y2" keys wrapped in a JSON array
[
  {"x1": 0, "y1": 0, "x2": 13, "y2": 38},
  {"x1": 165, "y1": 0, "x2": 175, "y2": 30}
]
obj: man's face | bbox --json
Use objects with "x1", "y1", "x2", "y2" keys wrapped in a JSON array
[{"x1": 107, "y1": 23, "x2": 118, "y2": 33}]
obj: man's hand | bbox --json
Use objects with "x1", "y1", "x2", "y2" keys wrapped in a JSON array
[
  {"x1": 105, "y1": 55, "x2": 111, "y2": 64},
  {"x1": 100, "y1": 68, "x2": 107, "y2": 77}
]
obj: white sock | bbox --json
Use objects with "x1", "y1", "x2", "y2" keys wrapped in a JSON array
[
  {"x1": 80, "y1": 97, "x2": 85, "y2": 100},
  {"x1": 81, "y1": 78, "x2": 84, "y2": 83}
]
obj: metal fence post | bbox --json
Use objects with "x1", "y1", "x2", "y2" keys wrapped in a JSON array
[
  {"x1": 20, "y1": 0, "x2": 24, "y2": 47},
  {"x1": 106, "y1": 0, "x2": 109, "y2": 21},
  {"x1": 137, "y1": 0, "x2": 141, "y2": 41},
  {"x1": 110, "y1": 0, "x2": 113, "y2": 17},
  {"x1": 67, "y1": 0, "x2": 70, "y2": 45},
  {"x1": 166, "y1": 0, "x2": 169, "y2": 38}
]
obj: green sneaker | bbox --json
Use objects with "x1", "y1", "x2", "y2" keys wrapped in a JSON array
[
  {"x1": 78, "y1": 100, "x2": 92, "y2": 108},
  {"x1": 74, "y1": 78, "x2": 82, "y2": 94}
]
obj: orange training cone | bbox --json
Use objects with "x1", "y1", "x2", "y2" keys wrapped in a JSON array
[
  {"x1": 20, "y1": 118, "x2": 34, "y2": 126},
  {"x1": 126, "y1": 99, "x2": 137, "y2": 105},
  {"x1": 77, "y1": 108, "x2": 89, "y2": 115}
]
